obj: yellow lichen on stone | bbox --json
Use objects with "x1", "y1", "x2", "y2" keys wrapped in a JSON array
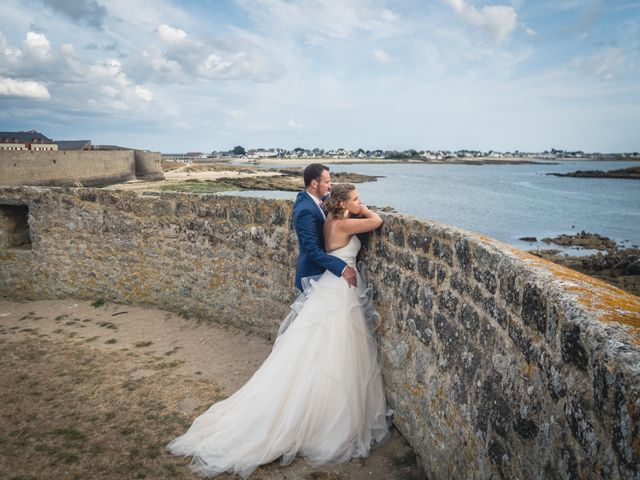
[
  {"x1": 474, "y1": 237, "x2": 640, "y2": 341},
  {"x1": 545, "y1": 263, "x2": 640, "y2": 336},
  {"x1": 405, "y1": 382, "x2": 426, "y2": 398}
]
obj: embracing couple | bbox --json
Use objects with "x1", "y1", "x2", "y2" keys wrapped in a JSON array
[{"x1": 167, "y1": 164, "x2": 391, "y2": 478}]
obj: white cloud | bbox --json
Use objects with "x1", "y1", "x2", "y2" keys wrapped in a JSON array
[
  {"x1": 126, "y1": 23, "x2": 284, "y2": 83},
  {"x1": 572, "y1": 46, "x2": 633, "y2": 80},
  {"x1": 135, "y1": 85, "x2": 153, "y2": 102},
  {"x1": 236, "y1": 0, "x2": 399, "y2": 44},
  {"x1": 288, "y1": 118, "x2": 304, "y2": 129},
  {"x1": 444, "y1": 0, "x2": 518, "y2": 45},
  {"x1": 130, "y1": 45, "x2": 185, "y2": 81},
  {"x1": 373, "y1": 49, "x2": 391, "y2": 64},
  {"x1": 156, "y1": 24, "x2": 188, "y2": 44},
  {"x1": 24, "y1": 32, "x2": 52, "y2": 59},
  {"x1": 0, "y1": 76, "x2": 50, "y2": 99},
  {"x1": 228, "y1": 109, "x2": 246, "y2": 120},
  {"x1": 201, "y1": 52, "x2": 233, "y2": 76},
  {"x1": 0, "y1": 31, "x2": 86, "y2": 81}
]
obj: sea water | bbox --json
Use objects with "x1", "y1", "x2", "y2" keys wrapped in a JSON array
[{"x1": 226, "y1": 160, "x2": 640, "y2": 254}]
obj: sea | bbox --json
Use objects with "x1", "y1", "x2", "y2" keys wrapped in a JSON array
[{"x1": 223, "y1": 160, "x2": 640, "y2": 255}]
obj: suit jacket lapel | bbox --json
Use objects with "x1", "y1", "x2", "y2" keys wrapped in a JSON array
[{"x1": 301, "y1": 191, "x2": 325, "y2": 221}]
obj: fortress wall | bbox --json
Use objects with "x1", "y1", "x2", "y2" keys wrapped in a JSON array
[
  {"x1": 134, "y1": 150, "x2": 165, "y2": 181},
  {"x1": 0, "y1": 150, "x2": 137, "y2": 187},
  {"x1": 1, "y1": 186, "x2": 638, "y2": 479}
]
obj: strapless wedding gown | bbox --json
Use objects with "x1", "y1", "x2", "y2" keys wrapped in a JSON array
[{"x1": 166, "y1": 236, "x2": 391, "y2": 478}]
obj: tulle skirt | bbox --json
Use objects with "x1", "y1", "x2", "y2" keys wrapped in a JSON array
[{"x1": 166, "y1": 268, "x2": 391, "y2": 478}]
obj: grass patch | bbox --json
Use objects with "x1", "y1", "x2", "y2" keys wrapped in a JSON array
[
  {"x1": 153, "y1": 360, "x2": 185, "y2": 370},
  {"x1": 97, "y1": 321, "x2": 117, "y2": 330},
  {"x1": 90, "y1": 298, "x2": 105, "y2": 308},
  {"x1": 159, "y1": 179, "x2": 242, "y2": 194},
  {"x1": 49, "y1": 427, "x2": 87, "y2": 443}
]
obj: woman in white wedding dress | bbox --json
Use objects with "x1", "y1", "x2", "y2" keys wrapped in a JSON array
[{"x1": 167, "y1": 184, "x2": 391, "y2": 478}]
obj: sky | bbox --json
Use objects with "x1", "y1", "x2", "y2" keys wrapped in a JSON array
[{"x1": 0, "y1": 0, "x2": 639, "y2": 153}]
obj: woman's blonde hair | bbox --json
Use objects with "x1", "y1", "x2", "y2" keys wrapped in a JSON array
[{"x1": 324, "y1": 183, "x2": 355, "y2": 217}]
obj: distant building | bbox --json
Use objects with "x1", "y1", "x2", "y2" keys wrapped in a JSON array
[
  {"x1": 0, "y1": 131, "x2": 58, "y2": 151},
  {"x1": 55, "y1": 140, "x2": 92, "y2": 151}
]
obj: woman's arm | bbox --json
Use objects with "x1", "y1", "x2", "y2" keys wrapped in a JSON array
[{"x1": 337, "y1": 206, "x2": 383, "y2": 235}]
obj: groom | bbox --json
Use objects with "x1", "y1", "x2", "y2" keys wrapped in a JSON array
[{"x1": 292, "y1": 163, "x2": 357, "y2": 291}]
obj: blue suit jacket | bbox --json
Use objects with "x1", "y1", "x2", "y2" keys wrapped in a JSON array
[{"x1": 292, "y1": 191, "x2": 346, "y2": 291}]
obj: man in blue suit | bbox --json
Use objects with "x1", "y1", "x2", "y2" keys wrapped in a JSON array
[{"x1": 292, "y1": 163, "x2": 357, "y2": 291}]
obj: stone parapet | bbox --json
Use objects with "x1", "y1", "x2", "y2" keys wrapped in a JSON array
[
  {"x1": 360, "y1": 216, "x2": 640, "y2": 479},
  {"x1": 0, "y1": 187, "x2": 295, "y2": 338},
  {"x1": 0, "y1": 186, "x2": 638, "y2": 479}
]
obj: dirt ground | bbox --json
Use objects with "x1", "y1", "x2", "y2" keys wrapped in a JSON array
[{"x1": 0, "y1": 298, "x2": 425, "y2": 480}]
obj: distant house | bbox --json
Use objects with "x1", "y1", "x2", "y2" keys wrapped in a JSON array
[
  {"x1": 55, "y1": 140, "x2": 92, "y2": 151},
  {"x1": 0, "y1": 131, "x2": 58, "y2": 151}
]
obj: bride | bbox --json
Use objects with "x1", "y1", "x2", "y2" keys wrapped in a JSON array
[{"x1": 167, "y1": 183, "x2": 391, "y2": 478}]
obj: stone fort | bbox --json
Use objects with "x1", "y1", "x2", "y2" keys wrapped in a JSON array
[{"x1": 0, "y1": 183, "x2": 638, "y2": 479}]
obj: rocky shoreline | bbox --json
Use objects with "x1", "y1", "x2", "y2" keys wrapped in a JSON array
[
  {"x1": 109, "y1": 163, "x2": 380, "y2": 194},
  {"x1": 158, "y1": 168, "x2": 380, "y2": 194},
  {"x1": 528, "y1": 231, "x2": 640, "y2": 296},
  {"x1": 548, "y1": 165, "x2": 640, "y2": 179}
]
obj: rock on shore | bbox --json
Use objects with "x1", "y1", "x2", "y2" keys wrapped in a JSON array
[
  {"x1": 548, "y1": 165, "x2": 640, "y2": 179},
  {"x1": 529, "y1": 232, "x2": 640, "y2": 296},
  {"x1": 542, "y1": 231, "x2": 618, "y2": 250}
]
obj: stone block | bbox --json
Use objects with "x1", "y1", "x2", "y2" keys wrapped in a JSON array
[
  {"x1": 416, "y1": 255, "x2": 435, "y2": 280},
  {"x1": 395, "y1": 249, "x2": 416, "y2": 271},
  {"x1": 454, "y1": 236, "x2": 472, "y2": 271},
  {"x1": 400, "y1": 276, "x2": 420, "y2": 307},
  {"x1": 437, "y1": 289, "x2": 459, "y2": 317},
  {"x1": 459, "y1": 303, "x2": 480, "y2": 334},
  {"x1": 432, "y1": 238, "x2": 453, "y2": 266},
  {"x1": 407, "y1": 230, "x2": 431, "y2": 253},
  {"x1": 473, "y1": 267, "x2": 497, "y2": 294},
  {"x1": 522, "y1": 283, "x2": 548, "y2": 336},
  {"x1": 561, "y1": 323, "x2": 589, "y2": 372},
  {"x1": 565, "y1": 394, "x2": 599, "y2": 458}
]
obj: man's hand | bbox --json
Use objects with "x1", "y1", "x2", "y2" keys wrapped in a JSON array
[{"x1": 342, "y1": 265, "x2": 358, "y2": 288}]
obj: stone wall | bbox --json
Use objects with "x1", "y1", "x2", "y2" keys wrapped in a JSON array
[
  {"x1": 1, "y1": 186, "x2": 638, "y2": 479},
  {"x1": 359, "y1": 216, "x2": 640, "y2": 479},
  {"x1": 134, "y1": 150, "x2": 165, "y2": 181},
  {"x1": 0, "y1": 150, "x2": 164, "y2": 187},
  {"x1": 0, "y1": 187, "x2": 294, "y2": 338}
]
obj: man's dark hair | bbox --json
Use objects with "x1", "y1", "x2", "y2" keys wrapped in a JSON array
[{"x1": 303, "y1": 163, "x2": 329, "y2": 187}]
